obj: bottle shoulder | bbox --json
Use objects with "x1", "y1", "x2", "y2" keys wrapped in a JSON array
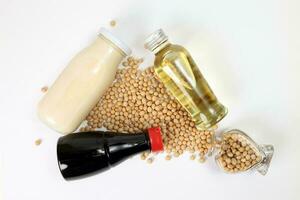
[
  {"x1": 154, "y1": 44, "x2": 190, "y2": 65},
  {"x1": 160, "y1": 44, "x2": 189, "y2": 54}
]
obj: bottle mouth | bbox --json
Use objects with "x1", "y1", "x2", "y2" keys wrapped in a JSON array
[
  {"x1": 147, "y1": 127, "x2": 164, "y2": 152},
  {"x1": 144, "y1": 29, "x2": 168, "y2": 52},
  {"x1": 99, "y1": 27, "x2": 132, "y2": 56}
]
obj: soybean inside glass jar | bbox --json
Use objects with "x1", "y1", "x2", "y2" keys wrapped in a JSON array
[{"x1": 214, "y1": 129, "x2": 274, "y2": 175}]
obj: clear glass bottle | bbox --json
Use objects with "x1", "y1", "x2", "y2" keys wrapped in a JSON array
[
  {"x1": 144, "y1": 29, "x2": 227, "y2": 130},
  {"x1": 38, "y1": 28, "x2": 131, "y2": 134}
]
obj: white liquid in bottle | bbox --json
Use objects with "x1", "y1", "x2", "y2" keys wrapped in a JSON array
[{"x1": 38, "y1": 28, "x2": 131, "y2": 134}]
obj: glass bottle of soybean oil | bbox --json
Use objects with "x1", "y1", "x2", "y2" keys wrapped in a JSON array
[{"x1": 145, "y1": 29, "x2": 227, "y2": 130}]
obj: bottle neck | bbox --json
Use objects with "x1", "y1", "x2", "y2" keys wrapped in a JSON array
[
  {"x1": 107, "y1": 133, "x2": 150, "y2": 166},
  {"x1": 153, "y1": 40, "x2": 170, "y2": 55}
]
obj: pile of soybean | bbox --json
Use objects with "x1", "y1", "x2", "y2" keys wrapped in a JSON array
[{"x1": 81, "y1": 57, "x2": 215, "y2": 163}]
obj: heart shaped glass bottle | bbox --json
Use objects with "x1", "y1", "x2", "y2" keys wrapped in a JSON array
[{"x1": 215, "y1": 129, "x2": 274, "y2": 175}]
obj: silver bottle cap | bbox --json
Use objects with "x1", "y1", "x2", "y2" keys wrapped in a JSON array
[{"x1": 144, "y1": 29, "x2": 168, "y2": 52}]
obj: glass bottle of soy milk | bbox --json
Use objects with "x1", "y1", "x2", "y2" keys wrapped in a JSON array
[
  {"x1": 38, "y1": 28, "x2": 131, "y2": 134},
  {"x1": 145, "y1": 29, "x2": 227, "y2": 130}
]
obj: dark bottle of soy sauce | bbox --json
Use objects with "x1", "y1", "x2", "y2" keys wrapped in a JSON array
[{"x1": 57, "y1": 127, "x2": 163, "y2": 180}]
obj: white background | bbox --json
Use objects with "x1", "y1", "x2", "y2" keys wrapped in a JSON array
[{"x1": 0, "y1": 0, "x2": 299, "y2": 199}]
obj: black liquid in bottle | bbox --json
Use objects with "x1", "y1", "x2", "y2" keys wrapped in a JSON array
[{"x1": 57, "y1": 127, "x2": 163, "y2": 180}]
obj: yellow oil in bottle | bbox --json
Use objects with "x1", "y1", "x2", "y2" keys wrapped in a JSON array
[{"x1": 145, "y1": 29, "x2": 227, "y2": 130}]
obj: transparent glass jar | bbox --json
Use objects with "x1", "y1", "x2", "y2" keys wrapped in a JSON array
[{"x1": 214, "y1": 129, "x2": 274, "y2": 175}]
